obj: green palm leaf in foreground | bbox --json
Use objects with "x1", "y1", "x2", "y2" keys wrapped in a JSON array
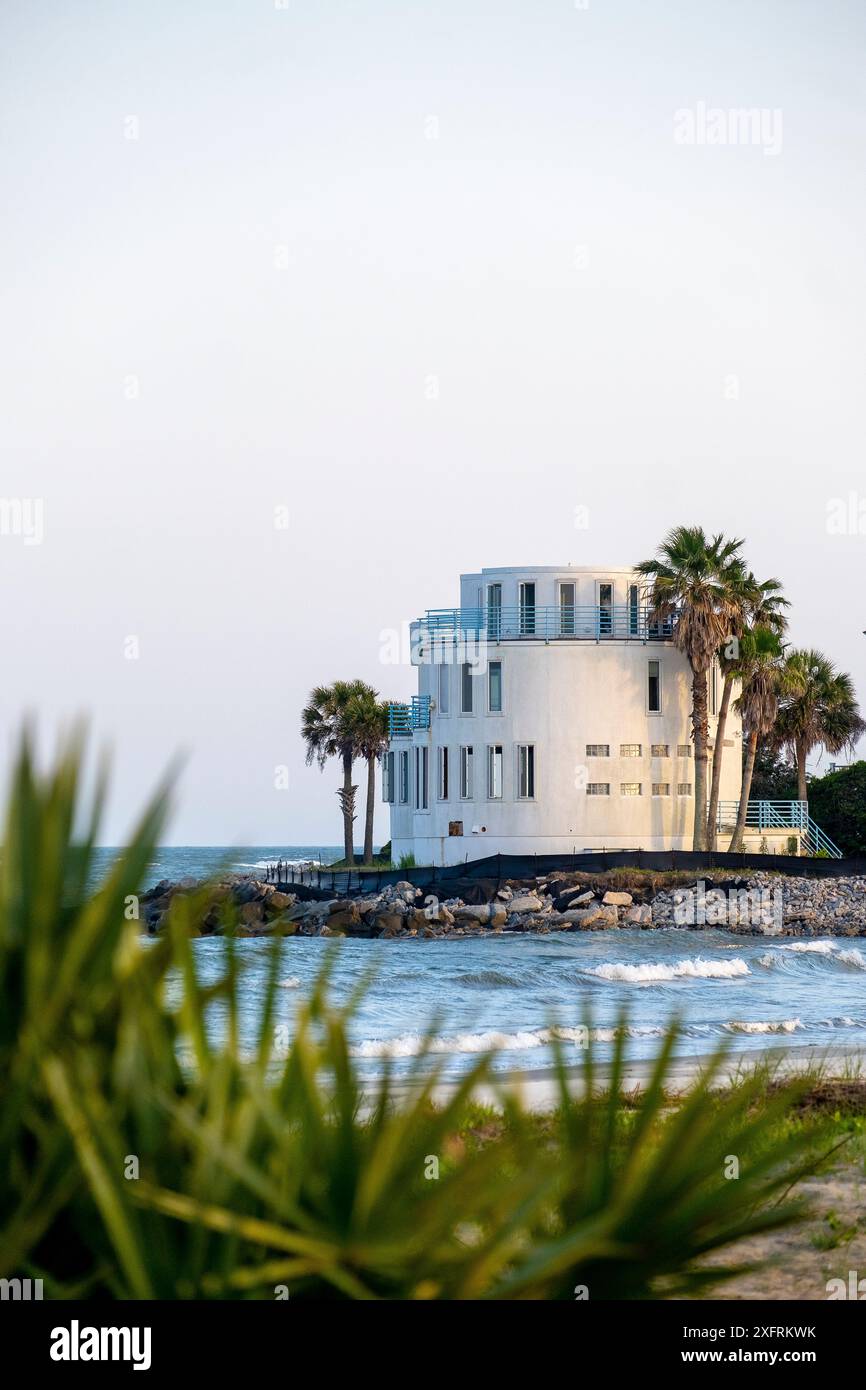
[{"x1": 0, "y1": 732, "x2": 830, "y2": 1298}]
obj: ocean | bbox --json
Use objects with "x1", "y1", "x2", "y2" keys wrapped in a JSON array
[{"x1": 99, "y1": 847, "x2": 866, "y2": 1079}]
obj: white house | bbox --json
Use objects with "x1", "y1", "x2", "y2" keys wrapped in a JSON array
[{"x1": 383, "y1": 565, "x2": 831, "y2": 866}]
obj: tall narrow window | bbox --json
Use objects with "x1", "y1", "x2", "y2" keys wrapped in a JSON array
[
  {"x1": 460, "y1": 745, "x2": 474, "y2": 799},
  {"x1": 488, "y1": 660, "x2": 502, "y2": 713},
  {"x1": 399, "y1": 750, "x2": 409, "y2": 804},
  {"x1": 648, "y1": 660, "x2": 661, "y2": 713},
  {"x1": 382, "y1": 750, "x2": 395, "y2": 803},
  {"x1": 598, "y1": 581, "x2": 613, "y2": 635},
  {"x1": 487, "y1": 745, "x2": 503, "y2": 799},
  {"x1": 413, "y1": 748, "x2": 428, "y2": 810},
  {"x1": 517, "y1": 744, "x2": 535, "y2": 799},
  {"x1": 559, "y1": 582, "x2": 576, "y2": 636},
  {"x1": 628, "y1": 583, "x2": 640, "y2": 636},
  {"x1": 437, "y1": 746, "x2": 449, "y2": 800},
  {"x1": 438, "y1": 662, "x2": 450, "y2": 715},
  {"x1": 487, "y1": 583, "x2": 502, "y2": 640},
  {"x1": 519, "y1": 581, "x2": 536, "y2": 635},
  {"x1": 460, "y1": 662, "x2": 473, "y2": 714},
  {"x1": 711, "y1": 663, "x2": 718, "y2": 716}
]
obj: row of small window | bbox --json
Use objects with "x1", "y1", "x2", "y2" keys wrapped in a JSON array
[
  {"x1": 586, "y1": 743, "x2": 692, "y2": 758},
  {"x1": 436, "y1": 661, "x2": 665, "y2": 715},
  {"x1": 383, "y1": 744, "x2": 535, "y2": 807},
  {"x1": 587, "y1": 783, "x2": 693, "y2": 796}
]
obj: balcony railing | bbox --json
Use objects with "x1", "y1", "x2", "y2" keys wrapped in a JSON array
[
  {"x1": 388, "y1": 695, "x2": 431, "y2": 738},
  {"x1": 716, "y1": 800, "x2": 807, "y2": 830},
  {"x1": 418, "y1": 604, "x2": 675, "y2": 642},
  {"x1": 716, "y1": 800, "x2": 843, "y2": 857}
]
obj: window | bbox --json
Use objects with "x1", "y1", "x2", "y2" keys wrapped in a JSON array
[
  {"x1": 677, "y1": 782, "x2": 693, "y2": 796},
  {"x1": 598, "y1": 581, "x2": 613, "y2": 635},
  {"x1": 620, "y1": 782, "x2": 642, "y2": 796},
  {"x1": 487, "y1": 583, "x2": 502, "y2": 640},
  {"x1": 559, "y1": 581, "x2": 576, "y2": 635},
  {"x1": 587, "y1": 783, "x2": 610, "y2": 796},
  {"x1": 382, "y1": 750, "x2": 395, "y2": 803},
  {"x1": 647, "y1": 660, "x2": 661, "y2": 713},
  {"x1": 711, "y1": 663, "x2": 718, "y2": 716},
  {"x1": 461, "y1": 662, "x2": 473, "y2": 714},
  {"x1": 651, "y1": 743, "x2": 669, "y2": 757},
  {"x1": 620, "y1": 743, "x2": 642, "y2": 757},
  {"x1": 399, "y1": 750, "x2": 410, "y2": 804},
  {"x1": 487, "y1": 744, "x2": 503, "y2": 799},
  {"x1": 488, "y1": 660, "x2": 502, "y2": 713},
  {"x1": 414, "y1": 747, "x2": 428, "y2": 811},
  {"x1": 438, "y1": 662, "x2": 450, "y2": 715},
  {"x1": 628, "y1": 582, "x2": 640, "y2": 636},
  {"x1": 517, "y1": 744, "x2": 536, "y2": 799},
  {"x1": 586, "y1": 743, "x2": 610, "y2": 757},
  {"x1": 519, "y1": 581, "x2": 536, "y2": 635},
  {"x1": 437, "y1": 746, "x2": 449, "y2": 800},
  {"x1": 652, "y1": 782, "x2": 670, "y2": 796},
  {"x1": 677, "y1": 744, "x2": 692, "y2": 758},
  {"x1": 460, "y1": 745, "x2": 474, "y2": 799}
]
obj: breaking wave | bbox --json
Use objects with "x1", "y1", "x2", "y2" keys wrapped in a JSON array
[
  {"x1": 585, "y1": 956, "x2": 750, "y2": 984},
  {"x1": 723, "y1": 1018, "x2": 803, "y2": 1035},
  {"x1": 351, "y1": 1023, "x2": 665, "y2": 1059}
]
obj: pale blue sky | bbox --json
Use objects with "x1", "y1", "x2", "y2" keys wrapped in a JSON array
[{"x1": 1, "y1": 0, "x2": 865, "y2": 843}]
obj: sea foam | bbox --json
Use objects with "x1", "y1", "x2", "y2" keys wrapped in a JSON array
[{"x1": 585, "y1": 956, "x2": 750, "y2": 984}]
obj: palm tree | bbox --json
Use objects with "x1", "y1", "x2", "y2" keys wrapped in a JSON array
[
  {"x1": 728, "y1": 627, "x2": 786, "y2": 852},
  {"x1": 772, "y1": 650, "x2": 866, "y2": 804},
  {"x1": 343, "y1": 684, "x2": 390, "y2": 865},
  {"x1": 706, "y1": 572, "x2": 789, "y2": 848},
  {"x1": 636, "y1": 527, "x2": 744, "y2": 851},
  {"x1": 301, "y1": 681, "x2": 360, "y2": 863}
]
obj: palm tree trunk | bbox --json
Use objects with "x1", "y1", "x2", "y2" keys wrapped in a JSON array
[
  {"x1": 340, "y1": 749, "x2": 355, "y2": 864},
  {"x1": 729, "y1": 728, "x2": 758, "y2": 851},
  {"x1": 796, "y1": 738, "x2": 809, "y2": 805},
  {"x1": 363, "y1": 753, "x2": 376, "y2": 864},
  {"x1": 691, "y1": 667, "x2": 709, "y2": 851},
  {"x1": 706, "y1": 670, "x2": 734, "y2": 850}
]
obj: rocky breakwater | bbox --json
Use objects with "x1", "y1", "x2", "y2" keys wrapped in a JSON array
[
  {"x1": 141, "y1": 873, "x2": 651, "y2": 938},
  {"x1": 141, "y1": 870, "x2": 866, "y2": 939}
]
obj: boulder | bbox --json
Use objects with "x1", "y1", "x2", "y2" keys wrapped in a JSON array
[
  {"x1": 327, "y1": 900, "x2": 361, "y2": 931},
  {"x1": 508, "y1": 893, "x2": 543, "y2": 914},
  {"x1": 264, "y1": 890, "x2": 295, "y2": 915},
  {"x1": 602, "y1": 891, "x2": 633, "y2": 907}
]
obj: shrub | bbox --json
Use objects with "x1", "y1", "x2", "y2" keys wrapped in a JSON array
[{"x1": 0, "y1": 732, "x2": 826, "y2": 1299}]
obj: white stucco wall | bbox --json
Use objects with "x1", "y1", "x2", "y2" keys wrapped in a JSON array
[{"x1": 387, "y1": 566, "x2": 744, "y2": 866}]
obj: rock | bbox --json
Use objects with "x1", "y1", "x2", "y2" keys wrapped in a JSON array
[
  {"x1": 372, "y1": 913, "x2": 405, "y2": 938},
  {"x1": 265, "y1": 890, "x2": 295, "y2": 914},
  {"x1": 454, "y1": 904, "x2": 492, "y2": 925},
  {"x1": 602, "y1": 891, "x2": 633, "y2": 907},
  {"x1": 624, "y1": 904, "x2": 653, "y2": 925},
  {"x1": 239, "y1": 902, "x2": 264, "y2": 925},
  {"x1": 508, "y1": 893, "x2": 543, "y2": 914},
  {"x1": 327, "y1": 900, "x2": 361, "y2": 930}
]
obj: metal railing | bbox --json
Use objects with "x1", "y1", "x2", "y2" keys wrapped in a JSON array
[
  {"x1": 716, "y1": 799, "x2": 843, "y2": 857},
  {"x1": 716, "y1": 800, "x2": 808, "y2": 831},
  {"x1": 418, "y1": 604, "x2": 675, "y2": 642},
  {"x1": 387, "y1": 695, "x2": 431, "y2": 737}
]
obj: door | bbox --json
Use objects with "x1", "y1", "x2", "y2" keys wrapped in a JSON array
[
  {"x1": 519, "y1": 581, "x2": 536, "y2": 635},
  {"x1": 597, "y1": 581, "x2": 613, "y2": 636}
]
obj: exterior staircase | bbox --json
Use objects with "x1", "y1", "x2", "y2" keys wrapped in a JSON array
[{"x1": 716, "y1": 799, "x2": 843, "y2": 859}]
